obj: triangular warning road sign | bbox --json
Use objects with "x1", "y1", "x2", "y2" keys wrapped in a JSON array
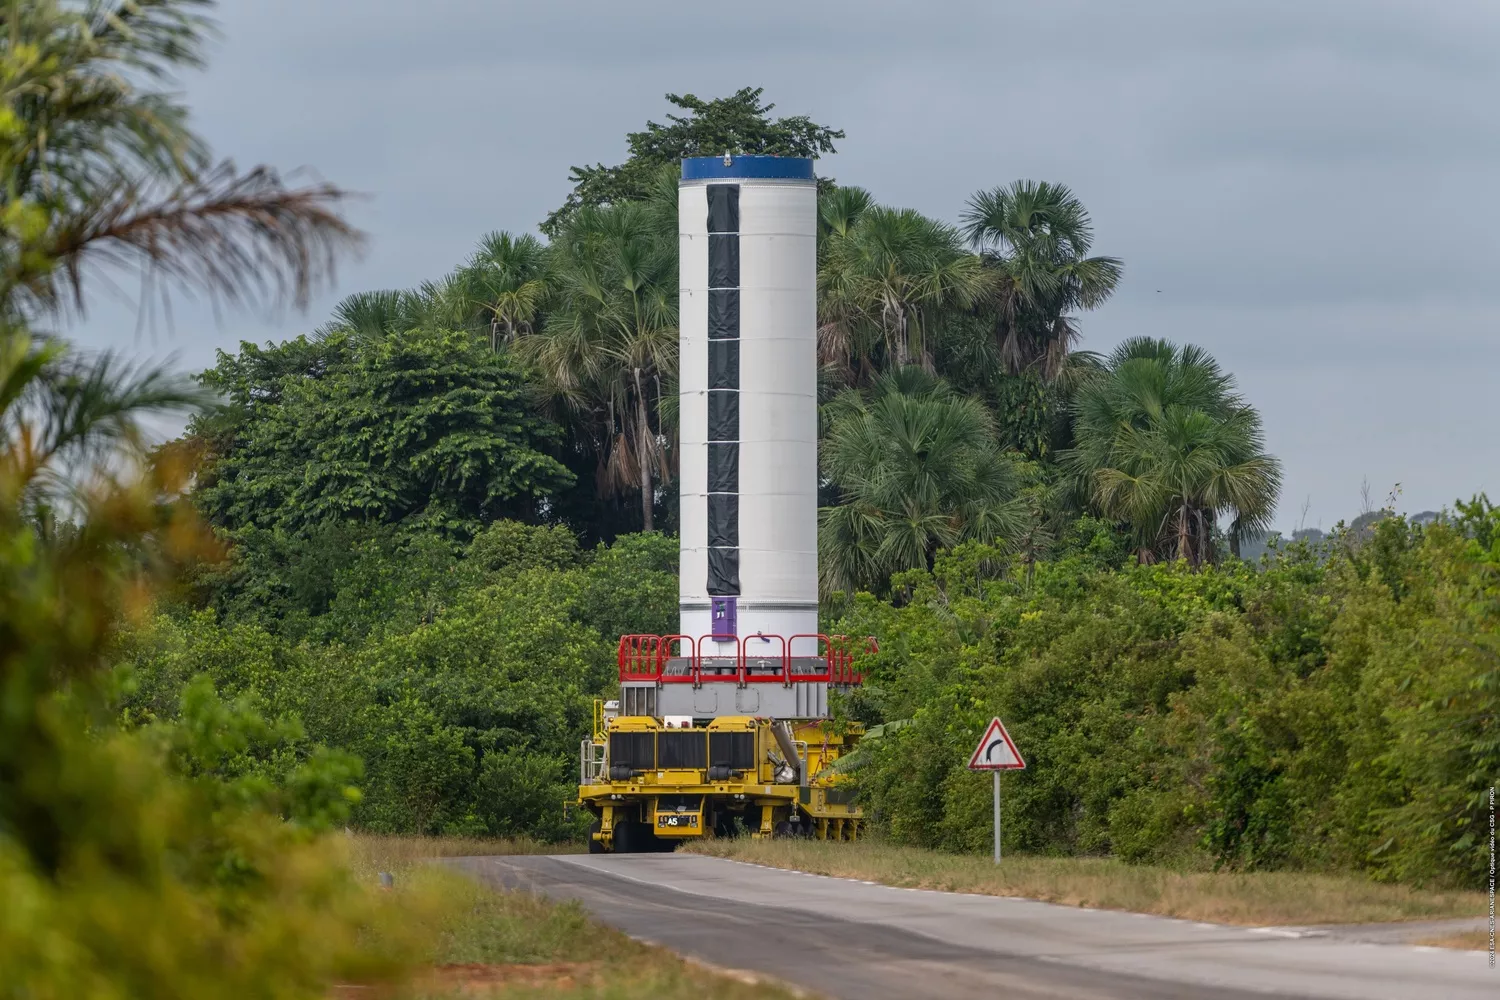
[{"x1": 967, "y1": 717, "x2": 1025, "y2": 770}]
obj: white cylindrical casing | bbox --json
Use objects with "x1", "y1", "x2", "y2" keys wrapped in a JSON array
[{"x1": 679, "y1": 158, "x2": 818, "y2": 650}]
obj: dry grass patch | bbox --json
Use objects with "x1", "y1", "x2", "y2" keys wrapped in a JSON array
[
  {"x1": 1416, "y1": 930, "x2": 1491, "y2": 951},
  {"x1": 343, "y1": 834, "x2": 578, "y2": 877},
  {"x1": 687, "y1": 838, "x2": 1485, "y2": 927}
]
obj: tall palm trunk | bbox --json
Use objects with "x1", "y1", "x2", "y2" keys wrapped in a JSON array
[
  {"x1": 634, "y1": 367, "x2": 653, "y2": 532},
  {"x1": 884, "y1": 295, "x2": 910, "y2": 366},
  {"x1": 1177, "y1": 499, "x2": 1191, "y2": 564}
]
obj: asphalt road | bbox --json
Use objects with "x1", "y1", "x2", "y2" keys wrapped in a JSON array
[{"x1": 452, "y1": 853, "x2": 1492, "y2": 1000}]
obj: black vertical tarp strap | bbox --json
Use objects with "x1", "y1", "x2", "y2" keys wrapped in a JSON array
[
  {"x1": 707, "y1": 185, "x2": 739, "y2": 233},
  {"x1": 708, "y1": 339, "x2": 739, "y2": 389},
  {"x1": 708, "y1": 290, "x2": 738, "y2": 340},
  {"x1": 708, "y1": 547, "x2": 741, "y2": 595},
  {"x1": 707, "y1": 494, "x2": 739, "y2": 547},
  {"x1": 707, "y1": 442, "x2": 738, "y2": 493},
  {"x1": 708, "y1": 234, "x2": 739, "y2": 289},
  {"x1": 706, "y1": 390, "x2": 739, "y2": 441},
  {"x1": 706, "y1": 183, "x2": 740, "y2": 596}
]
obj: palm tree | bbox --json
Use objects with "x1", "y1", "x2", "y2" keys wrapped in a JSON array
[
  {"x1": 0, "y1": 332, "x2": 207, "y2": 517},
  {"x1": 818, "y1": 184, "x2": 873, "y2": 239},
  {"x1": 1064, "y1": 337, "x2": 1282, "y2": 565},
  {"x1": 319, "y1": 289, "x2": 431, "y2": 340},
  {"x1": 819, "y1": 367, "x2": 1026, "y2": 593},
  {"x1": 818, "y1": 205, "x2": 993, "y2": 378},
  {"x1": 518, "y1": 200, "x2": 677, "y2": 532},
  {"x1": 457, "y1": 232, "x2": 550, "y2": 350},
  {"x1": 1, "y1": 0, "x2": 359, "y2": 323},
  {"x1": 961, "y1": 181, "x2": 1122, "y2": 379}
]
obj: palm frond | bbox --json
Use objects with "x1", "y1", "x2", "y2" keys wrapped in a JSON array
[{"x1": 39, "y1": 161, "x2": 362, "y2": 316}]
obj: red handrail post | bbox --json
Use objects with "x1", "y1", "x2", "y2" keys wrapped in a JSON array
[{"x1": 654, "y1": 634, "x2": 697, "y2": 684}]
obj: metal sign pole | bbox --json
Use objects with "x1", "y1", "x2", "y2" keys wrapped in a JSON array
[
  {"x1": 993, "y1": 770, "x2": 1001, "y2": 864},
  {"x1": 969, "y1": 717, "x2": 1023, "y2": 866}
]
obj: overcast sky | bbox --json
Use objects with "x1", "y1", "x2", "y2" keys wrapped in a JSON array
[{"x1": 68, "y1": 0, "x2": 1500, "y2": 531}]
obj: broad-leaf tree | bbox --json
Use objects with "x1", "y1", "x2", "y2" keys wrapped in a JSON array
[
  {"x1": 544, "y1": 87, "x2": 843, "y2": 235},
  {"x1": 193, "y1": 329, "x2": 573, "y2": 538}
]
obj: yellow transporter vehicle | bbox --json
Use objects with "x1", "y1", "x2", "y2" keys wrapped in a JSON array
[{"x1": 578, "y1": 634, "x2": 869, "y2": 853}]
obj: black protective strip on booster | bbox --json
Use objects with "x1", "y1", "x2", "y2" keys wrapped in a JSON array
[
  {"x1": 707, "y1": 185, "x2": 739, "y2": 234},
  {"x1": 707, "y1": 390, "x2": 738, "y2": 442},
  {"x1": 708, "y1": 547, "x2": 741, "y2": 595},
  {"x1": 707, "y1": 494, "x2": 739, "y2": 547},
  {"x1": 708, "y1": 234, "x2": 739, "y2": 289},
  {"x1": 707, "y1": 442, "x2": 739, "y2": 493},
  {"x1": 708, "y1": 339, "x2": 739, "y2": 390},
  {"x1": 706, "y1": 183, "x2": 741, "y2": 598},
  {"x1": 708, "y1": 289, "x2": 739, "y2": 340}
]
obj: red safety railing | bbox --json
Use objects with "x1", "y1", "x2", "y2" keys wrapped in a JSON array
[
  {"x1": 617, "y1": 633, "x2": 876, "y2": 685},
  {"x1": 618, "y1": 634, "x2": 663, "y2": 681},
  {"x1": 741, "y1": 633, "x2": 788, "y2": 684},
  {"x1": 827, "y1": 634, "x2": 876, "y2": 685},
  {"x1": 788, "y1": 633, "x2": 834, "y2": 683},
  {"x1": 695, "y1": 633, "x2": 741, "y2": 683},
  {"x1": 657, "y1": 634, "x2": 698, "y2": 684},
  {"x1": 619, "y1": 634, "x2": 699, "y2": 682}
]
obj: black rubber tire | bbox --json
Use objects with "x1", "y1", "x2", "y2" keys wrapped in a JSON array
[
  {"x1": 614, "y1": 819, "x2": 640, "y2": 853},
  {"x1": 588, "y1": 819, "x2": 606, "y2": 854},
  {"x1": 773, "y1": 820, "x2": 795, "y2": 839}
]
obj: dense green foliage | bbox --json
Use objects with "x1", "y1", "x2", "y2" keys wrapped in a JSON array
[
  {"x1": 193, "y1": 328, "x2": 573, "y2": 539},
  {"x1": 834, "y1": 504, "x2": 1498, "y2": 887},
  {"x1": 121, "y1": 525, "x2": 678, "y2": 838},
  {"x1": 0, "y1": 4, "x2": 429, "y2": 996},
  {"x1": 520, "y1": 191, "x2": 680, "y2": 533}
]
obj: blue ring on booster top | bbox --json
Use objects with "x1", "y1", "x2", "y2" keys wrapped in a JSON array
[{"x1": 681, "y1": 155, "x2": 815, "y2": 181}]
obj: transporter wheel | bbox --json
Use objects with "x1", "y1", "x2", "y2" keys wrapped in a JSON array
[
  {"x1": 773, "y1": 820, "x2": 795, "y2": 839},
  {"x1": 614, "y1": 819, "x2": 660, "y2": 854},
  {"x1": 588, "y1": 819, "x2": 606, "y2": 854},
  {"x1": 613, "y1": 819, "x2": 640, "y2": 853}
]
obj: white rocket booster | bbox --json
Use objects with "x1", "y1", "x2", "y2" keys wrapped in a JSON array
[{"x1": 677, "y1": 156, "x2": 819, "y2": 654}]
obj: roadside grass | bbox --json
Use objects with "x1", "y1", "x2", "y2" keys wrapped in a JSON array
[
  {"x1": 685, "y1": 837, "x2": 1486, "y2": 928},
  {"x1": 335, "y1": 835, "x2": 802, "y2": 999},
  {"x1": 343, "y1": 833, "x2": 580, "y2": 874},
  {"x1": 1416, "y1": 930, "x2": 1491, "y2": 951}
]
